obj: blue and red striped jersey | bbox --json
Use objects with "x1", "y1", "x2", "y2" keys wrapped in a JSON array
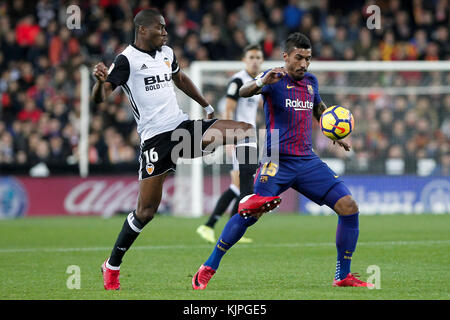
[{"x1": 260, "y1": 70, "x2": 321, "y2": 157}]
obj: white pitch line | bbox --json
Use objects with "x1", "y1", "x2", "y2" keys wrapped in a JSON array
[{"x1": 0, "y1": 240, "x2": 449, "y2": 254}]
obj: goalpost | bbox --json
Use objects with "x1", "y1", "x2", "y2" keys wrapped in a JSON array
[
  {"x1": 172, "y1": 60, "x2": 450, "y2": 217},
  {"x1": 79, "y1": 65, "x2": 90, "y2": 178}
]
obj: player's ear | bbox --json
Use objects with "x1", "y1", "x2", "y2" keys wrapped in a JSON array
[
  {"x1": 138, "y1": 25, "x2": 147, "y2": 36},
  {"x1": 282, "y1": 51, "x2": 288, "y2": 62}
]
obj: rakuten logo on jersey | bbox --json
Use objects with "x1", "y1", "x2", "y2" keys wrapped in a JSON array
[
  {"x1": 144, "y1": 74, "x2": 172, "y2": 91},
  {"x1": 285, "y1": 99, "x2": 313, "y2": 111}
]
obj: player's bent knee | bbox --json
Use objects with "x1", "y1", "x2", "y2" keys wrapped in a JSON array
[
  {"x1": 136, "y1": 206, "x2": 156, "y2": 224},
  {"x1": 242, "y1": 122, "x2": 255, "y2": 131},
  {"x1": 346, "y1": 197, "x2": 359, "y2": 214},
  {"x1": 335, "y1": 195, "x2": 359, "y2": 216},
  {"x1": 235, "y1": 122, "x2": 255, "y2": 136}
]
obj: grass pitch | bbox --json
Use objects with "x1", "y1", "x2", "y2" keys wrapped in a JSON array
[{"x1": 0, "y1": 214, "x2": 449, "y2": 300}]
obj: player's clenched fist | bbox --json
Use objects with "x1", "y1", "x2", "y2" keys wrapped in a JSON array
[
  {"x1": 93, "y1": 62, "x2": 108, "y2": 83},
  {"x1": 261, "y1": 67, "x2": 287, "y2": 85}
]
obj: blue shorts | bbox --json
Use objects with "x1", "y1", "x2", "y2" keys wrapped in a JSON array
[{"x1": 254, "y1": 154, "x2": 343, "y2": 206}]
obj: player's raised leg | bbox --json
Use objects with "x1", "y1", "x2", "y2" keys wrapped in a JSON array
[
  {"x1": 201, "y1": 119, "x2": 255, "y2": 148},
  {"x1": 101, "y1": 172, "x2": 168, "y2": 290},
  {"x1": 202, "y1": 120, "x2": 281, "y2": 216},
  {"x1": 322, "y1": 182, "x2": 373, "y2": 287}
]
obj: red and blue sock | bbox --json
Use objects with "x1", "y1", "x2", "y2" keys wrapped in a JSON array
[
  {"x1": 204, "y1": 214, "x2": 257, "y2": 270},
  {"x1": 335, "y1": 212, "x2": 359, "y2": 280}
]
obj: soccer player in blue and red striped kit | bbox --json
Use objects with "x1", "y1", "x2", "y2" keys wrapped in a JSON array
[{"x1": 192, "y1": 32, "x2": 373, "y2": 289}]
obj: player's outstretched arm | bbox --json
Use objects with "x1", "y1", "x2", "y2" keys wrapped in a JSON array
[
  {"x1": 333, "y1": 137, "x2": 351, "y2": 151},
  {"x1": 239, "y1": 67, "x2": 287, "y2": 98},
  {"x1": 91, "y1": 62, "x2": 113, "y2": 104},
  {"x1": 172, "y1": 70, "x2": 214, "y2": 118}
]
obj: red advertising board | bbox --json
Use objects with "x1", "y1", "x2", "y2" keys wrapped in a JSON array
[{"x1": 0, "y1": 176, "x2": 298, "y2": 217}]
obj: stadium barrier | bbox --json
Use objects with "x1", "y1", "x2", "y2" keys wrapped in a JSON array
[
  {"x1": 0, "y1": 175, "x2": 298, "y2": 218},
  {"x1": 0, "y1": 175, "x2": 448, "y2": 218},
  {"x1": 300, "y1": 176, "x2": 450, "y2": 215}
]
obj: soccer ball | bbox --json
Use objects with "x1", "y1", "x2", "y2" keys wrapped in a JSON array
[{"x1": 320, "y1": 106, "x2": 354, "y2": 140}]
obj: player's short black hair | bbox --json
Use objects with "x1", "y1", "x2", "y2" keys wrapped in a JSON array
[
  {"x1": 243, "y1": 44, "x2": 263, "y2": 55},
  {"x1": 134, "y1": 8, "x2": 162, "y2": 29},
  {"x1": 283, "y1": 32, "x2": 312, "y2": 53}
]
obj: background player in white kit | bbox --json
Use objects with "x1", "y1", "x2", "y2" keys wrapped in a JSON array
[
  {"x1": 196, "y1": 45, "x2": 264, "y2": 244},
  {"x1": 91, "y1": 9, "x2": 279, "y2": 290}
]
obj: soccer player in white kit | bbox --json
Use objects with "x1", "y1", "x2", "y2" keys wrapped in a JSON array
[
  {"x1": 92, "y1": 9, "x2": 279, "y2": 290},
  {"x1": 196, "y1": 44, "x2": 264, "y2": 244}
]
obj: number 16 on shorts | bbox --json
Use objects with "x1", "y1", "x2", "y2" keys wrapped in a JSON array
[
  {"x1": 144, "y1": 148, "x2": 159, "y2": 163},
  {"x1": 142, "y1": 148, "x2": 159, "y2": 177}
]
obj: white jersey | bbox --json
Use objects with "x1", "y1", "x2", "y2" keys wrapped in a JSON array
[
  {"x1": 106, "y1": 44, "x2": 188, "y2": 144},
  {"x1": 225, "y1": 70, "x2": 262, "y2": 170},
  {"x1": 226, "y1": 69, "x2": 262, "y2": 127}
]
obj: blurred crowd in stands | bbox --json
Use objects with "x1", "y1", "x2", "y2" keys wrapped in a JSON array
[{"x1": 0, "y1": 0, "x2": 448, "y2": 175}]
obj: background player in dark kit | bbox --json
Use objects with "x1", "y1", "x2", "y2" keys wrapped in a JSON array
[{"x1": 196, "y1": 44, "x2": 265, "y2": 244}]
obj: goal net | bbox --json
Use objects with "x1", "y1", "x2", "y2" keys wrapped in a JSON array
[{"x1": 173, "y1": 61, "x2": 450, "y2": 217}]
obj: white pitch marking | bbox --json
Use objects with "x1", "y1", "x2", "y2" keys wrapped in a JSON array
[{"x1": 0, "y1": 240, "x2": 449, "y2": 254}]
